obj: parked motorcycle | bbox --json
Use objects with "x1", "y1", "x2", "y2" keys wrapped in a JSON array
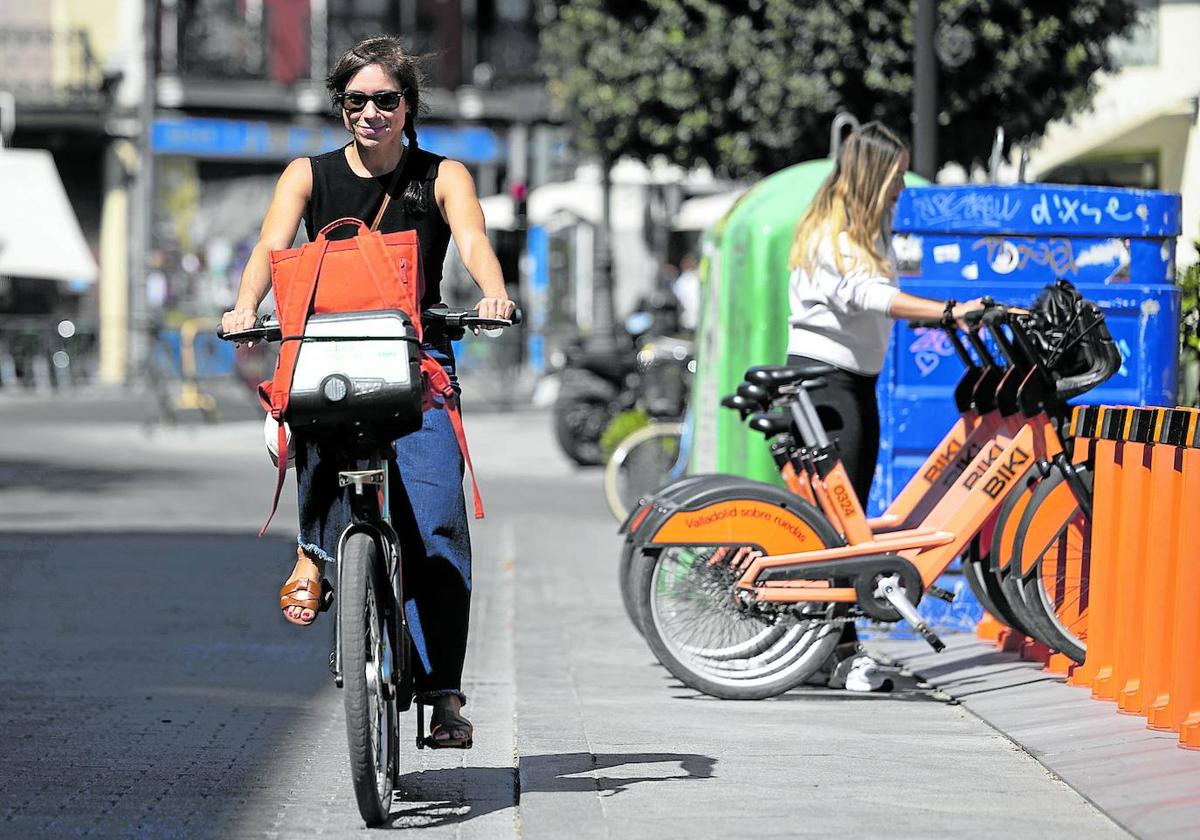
[{"x1": 552, "y1": 293, "x2": 692, "y2": 466}]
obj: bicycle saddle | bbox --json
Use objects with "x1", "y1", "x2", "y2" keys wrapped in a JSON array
[
  {"x1": 744, "y1": 361, "x2": 836, "y2": 388},
  {"x1": 721, "y1": 393, "x2": 763, "y2": 417},
  {"x1": 748, "y1": 411, "x2": 794, "y2": 439},
  {"x1": 736, "y1": 381, "x2": 772, "y2": 405}
]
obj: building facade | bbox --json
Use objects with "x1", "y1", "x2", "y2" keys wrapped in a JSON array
[{"x1": 1027, "y1": 0, "x2": 1200, "y2": 265}]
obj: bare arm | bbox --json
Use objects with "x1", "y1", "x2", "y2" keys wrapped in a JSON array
[
  {"x1": 889, "y1": 291, "x2": 983, "y2": 324},
  {"x1": 435, "y1": 159, "x2": 515, "y2": 320},
  {"x1": 221, "y1": 158, "x2": 312, "y2": 334}
]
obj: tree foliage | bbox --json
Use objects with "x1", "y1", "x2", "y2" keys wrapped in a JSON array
[{"x1": 539, "y1": 0, "x2": 1140, "y2": 178}]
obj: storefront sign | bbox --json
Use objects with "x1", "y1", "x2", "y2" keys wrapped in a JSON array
[{"x1": 151, "y1": 117, "x2": 505, "y2": 163}]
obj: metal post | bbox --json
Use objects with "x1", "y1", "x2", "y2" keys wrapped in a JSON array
[
  {"x1": 129, "y1": 0, "x2": 158, "y2": 380},
  {"x1": 591, "y1": 160, "x2": 617, "y2": 349},
  {"x1": 913, "y1": 0, "x2": 938, "y2": 179},
  {"x1": 310, "y1": 0, "x2": 327, "y2": 80}
]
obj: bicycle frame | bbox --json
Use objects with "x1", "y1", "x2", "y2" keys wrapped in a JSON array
[
  {"x1": 330, "y1": 434, "x2": 408, "y2": 710},
  {"x1": 762, "y1": 319, "x2": 1023, "y2": 546},
  {"x1": 641, "y1": 311, "x2": 1074, "y2": 607},
  {"x1": 734, "y1": 406, "x2": 1064, "y2": 604}
]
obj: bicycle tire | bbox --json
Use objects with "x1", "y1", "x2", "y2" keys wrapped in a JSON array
[
  {"x1": 962, "y1": 534, "x2": 1039, "y2": 638},
  {"x1": 1014, "y1": 465, "x2": 1093, "y2": 663},
  {"x1": 633, "y1": 499, "x2": 845, "y2": 700},
  {"x1": 603, "y1": 421, "x2": 686, "y2": 522},
  {"x1": 618, "y1": 475, "x2": 753, "y2": 638},
  {"x1": 986, "y1": 472, "x2": 1062, "y2": 641},
  {"x1": 340, "y1": 531, "x2": 396, "y2": 826}
]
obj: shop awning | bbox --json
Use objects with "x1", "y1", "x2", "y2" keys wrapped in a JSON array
[{"x1": 0, "y1": 148, "x2": 98, "y2": 283}]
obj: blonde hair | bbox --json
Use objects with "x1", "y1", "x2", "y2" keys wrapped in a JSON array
[{"x1": 788, "y1": 122, "x2": 908, "y2": 277}]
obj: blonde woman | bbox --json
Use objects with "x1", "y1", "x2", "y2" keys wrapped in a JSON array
[{"x1": 787, "y1": 122, "x2": 980, "y2": 690}]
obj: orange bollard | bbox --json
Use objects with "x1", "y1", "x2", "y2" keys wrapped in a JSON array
[
  {"x1": 1070, "y1": 406, "x2": 1127, "y2": 694},
  {"x1": 1046, "y1": 652, "x2": 1075, "y2": 676},
  {"x1": 976, "y1": 611, "x2": 1004, "y2": 641},
  {"x1": 995, "y1": 627, "x2": 1025, "y2": 653},
  {"x1": 1113, "y1": 408, "x2": 1159, "y2": 714},
  {"x1": 1020, "y1": 638, "x2": 1052, "y2": 664},
  {"x1": 1174, "y1": 412, "x2": 1200, "y2": 749},
  {"x1": 1141, "y1": 409, "x2": 1191, "y2": 728}
]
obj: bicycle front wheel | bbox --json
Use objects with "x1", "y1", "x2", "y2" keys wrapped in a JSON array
[
  {"x1": 1015, "y1": 464, "x2": 1094, "y2": 663},
  {"x1": 603, "y1": 421, "x2": 685, "y2": 521},
  {"x1": 340, "y1": 531, "x2": 396, "y2": 826}
]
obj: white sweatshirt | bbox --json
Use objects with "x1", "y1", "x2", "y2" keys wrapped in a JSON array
[{"x1": 787, "y1": 232, "x2": 900, "y2": 375}]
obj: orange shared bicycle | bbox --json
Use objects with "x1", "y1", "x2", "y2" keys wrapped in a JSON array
[{"x1": 619, "y1": 282, "x2": 1120, "y2": 699}]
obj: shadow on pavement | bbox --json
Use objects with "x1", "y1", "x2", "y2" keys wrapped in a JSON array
[
  {"x1": 0, "y1": 530, "x2": 331, "y2": 840},
  {"x1": 0, "y1": 458, "x2": 182, "y2": 494},
  {"x1": 661, "y1": 670, "x2": 945, "y2": 703},
  {"x1": 388, "y1": 751, "x2": 716, "y2": 829}
]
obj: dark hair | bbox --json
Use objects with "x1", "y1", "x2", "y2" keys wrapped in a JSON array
[{"x1": 327, "y1": 36, "x2": 430, "y2": 213}]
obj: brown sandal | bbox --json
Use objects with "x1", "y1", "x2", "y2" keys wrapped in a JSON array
[
  {"x1": 426, "y1": 709, "x2": 473, "y2": 749},
  {"x1": 279, "y1": 576, "x2": 333, "y2": 626}
]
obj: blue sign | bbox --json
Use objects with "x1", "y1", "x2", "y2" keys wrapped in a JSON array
[{"x1": 151, "y1": 117, "x2": 505, "y2": 164}]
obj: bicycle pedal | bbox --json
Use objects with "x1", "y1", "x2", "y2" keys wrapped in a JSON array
[
  {"x1": 918, "y1": 624, "x2": 947, "y2": 653},
  {"x1": 876, "y1": 575, "x2": 946, "y2": 654},
  {"x1": 926, "y1": 585, "x2": 956, "y2": 603}
]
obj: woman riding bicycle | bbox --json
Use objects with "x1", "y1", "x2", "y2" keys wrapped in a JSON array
[
  {"x1": 220, "y1": 36, "x2": 514, "y2": 747},
  {"x1": 787, "y1": 121, "x2": 980, "y2": 691}
]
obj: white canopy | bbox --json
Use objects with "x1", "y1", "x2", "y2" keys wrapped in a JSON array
[
  {"x1": 480, "y1": 181, "x2": 608, "y2": 232},
  {"x1": 481, "y1": 180, "x2": 748, "y2": 234},
  {"x1": 0, "y1": 148, "x2": 98, "y2": 283},
  {"x1": 672, "y1": 188, "x2": 749, "y2": 231}
]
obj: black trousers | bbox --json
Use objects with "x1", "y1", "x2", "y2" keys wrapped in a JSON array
[
  {"x1": 787, "y1": 355, "x2": 880, "y2": 651},
  {"x1": 786, "y1": 355, "x2": 880, "y2": 504}
]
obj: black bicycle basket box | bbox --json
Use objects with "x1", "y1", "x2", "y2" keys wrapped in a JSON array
[{"x1": 286, "y1": 309, "x2": 423, "y2": 437}]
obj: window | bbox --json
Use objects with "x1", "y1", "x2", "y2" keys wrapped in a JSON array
[{"x1": 1108, "y1": 0, "x2": 1159, "y2": 68}]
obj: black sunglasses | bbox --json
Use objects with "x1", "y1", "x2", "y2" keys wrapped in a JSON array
[{"x1": 337, "y1": 90, "x2": 405, "y2": 112}]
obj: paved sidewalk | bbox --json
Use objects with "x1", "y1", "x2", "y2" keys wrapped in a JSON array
[
  {"x1": 872, "y1": 636, "x2": 1200, "y2": 840},
  {"x1": 0, "y1": 404, "x2": 1146, "y2": 838}
]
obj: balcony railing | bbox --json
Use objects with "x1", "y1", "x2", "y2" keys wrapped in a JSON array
[
  {"x1": 172, "y1": 0, "x2": 311, "y2": 84},
  {"x1": 0, "y1": 26, "x2": 108, "y2": 108},
  {"x1": 164, "y1": 0, "x2": 542, "y2": 96}
]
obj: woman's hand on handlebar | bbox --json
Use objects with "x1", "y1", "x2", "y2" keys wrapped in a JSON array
[
  {"x1": 221, "y1": 307, "x2": 261, "y2": 345},
  {"x1": 950, "y1": 297, "x2": 989, "y2": 329},
  {"x1": 472, "y1": 296, "x2": 516, "y2": 335}
]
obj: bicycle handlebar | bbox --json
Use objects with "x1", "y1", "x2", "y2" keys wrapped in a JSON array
[
  {"x1": 217, "y1": 314, "x2": 281, "y2": 344},
  {"x1": 217, "y1": 306, "x2": 523, "y2": 344}
]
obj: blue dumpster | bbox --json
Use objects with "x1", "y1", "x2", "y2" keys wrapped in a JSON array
[
  {"x1": 855, "y1": 183, "x2": 1181, "y2": 636},
  {"x1": 872, "y1": 183, "x2": 1182, "y2": 517}
]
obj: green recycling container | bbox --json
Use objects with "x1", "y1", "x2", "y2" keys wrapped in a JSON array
[{"x1": 688, "y1": 159, "x2": 926, "y2": 481}]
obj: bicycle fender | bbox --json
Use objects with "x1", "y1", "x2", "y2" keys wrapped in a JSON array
[
  {"x1": 631, "y1": 480, "x2": 834, "y2": 556},
  {"x1": 620, "y1": 473, "x2": 768, "y2": 537}
]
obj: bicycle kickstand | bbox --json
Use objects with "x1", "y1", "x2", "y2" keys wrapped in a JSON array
[
  {"x1": 416, "y1": 701, "x2": 427, "y2": 749},
  {"x1": 875, "y1": 575, "x2": 946, "y2": 652}
]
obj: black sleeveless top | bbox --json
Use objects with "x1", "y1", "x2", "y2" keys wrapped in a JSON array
[{"x1": 303, "y1": 144, "x2": 451, "y2": 311}]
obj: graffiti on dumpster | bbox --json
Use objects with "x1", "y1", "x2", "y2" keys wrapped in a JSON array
[
  {"x1": 909, "y1": 192, "x2": 1021, "y2": 230},
  {"x1": 971, "y1": 236, "x2": 1077, "y2": 278},
  {"x1": 902, "y1": 188, "x2": 1159, "y2": 235},
  {"x1": 908, "y1": 328, "x2": 957, "y2": 377},
  {"x1": 1029, "y1": 193, "x2": 1145, "y2": 228}
]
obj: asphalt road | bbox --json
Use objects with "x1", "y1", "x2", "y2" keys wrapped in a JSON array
[{"x1": 0, "y1": 391, "x2": 1127, "y2": 839}]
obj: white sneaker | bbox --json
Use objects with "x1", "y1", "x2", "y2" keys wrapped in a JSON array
[{"x1": 831, "y1": 653, "x2": 894, "y2": 693}]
